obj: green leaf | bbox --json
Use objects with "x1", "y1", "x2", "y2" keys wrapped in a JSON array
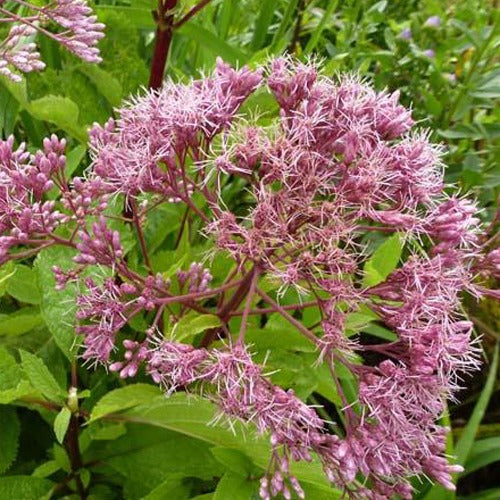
[
  {"x1": 6, "y1": 265, "x2": 41, "y2": 304},
  {"x1": 0, "y1": 406, "x2": 20, "y2": 474},
  {"x1": 32, "y1": 460, "x2": 60, "y2": 479},
  {"x1": 53, "y1": 444, "x2": 70, "y2": 472},
  {"x1": 362, "y1": 233, "x2": 403, "y2": 287},
  {"x1": 79, "y1": 65, "x2": 123, "y2": 107},
  {"x1": 90, "y1": 383, "x2": 162, "y2": 422},
  {"x1": 211, "y1": 447, "x2": 254, "y2": 476},
  {"x1": 116, "y1": 393, "x2": 340, "y2": 494},
  {"x1": 0, "y1": 82, "x2": 19, "y2": 136},
  {"x1": 54, "y1": 407, "x2": 71, "y2": 444},
  {"x1": 0, "y1": 261, "x2": 15, "y2": 297},
  {"x1": 463, "y1": 437, "x2": 500, "y2": 475},
  {"x1": 96, "y1": 6, "x2": 155, "y2": 29},
  {"x1": 455, "y1": 343, "x2": 499, "y2": 466},
  {"x1": 0, "y1": 477, "x2": 53, "y2": 498},
  {"x1": 90, "y1": 422, "x2": 127, "y2": 441},
  {"x1": 0, "y1": 308, "x2": 43, "y2": 336},
  {"x1": 143, "y1": 475, "x2": 190, "y2": 500},
  {"x1": 251, "y1": 0, "x2": 278, "y2": 50},
  {"x1": 28, "y1": 95, "x2": 86, "y2": 142},
  {"x1": 144, "y1": 204, "x2": 182, "y2": 254},
  {"x1": 0, "y1": 347, "x2": 22, "y2": 390},
  {"x1": 178, "y1": 23, "x2": 248, "y2": 64},
  {"x1": 20, "y1": 350, "x2": 64, "y2": 402},
  {"x1": 0, "y1": 347, "x2": 32, "y2": 404},
  {"x1": 65, "y1": 145, "x2": 87, "y2": 178},
  {"x1": 305, "y1": 1, "x2": 340, "y2": 54},
  {"x1": 214, "y1": 472, "x2": 259, "y2": 500},
  {"x1": 35, "y1": 246, "x2": 78, "y2": 360},
  {"x1": 0, "y1": 381, "x2": 32, "y2": 405},
  {"x1": 172, "y1": 313, "x2": 221, "y2": 342},
  {"x1": 98, "y1": 425, "x2": 223, "y2": 498},
  {"x1": 460, "y1": 489, "x2": 500, "y2": 500},
  {"x1": 361, "y1": 323, "x2": 397, "y2": 341},
  {"x1": 0, "y1": 75, "x2": 29, "y2": 107},
  {"x1": 271, "y1": 0, "x2": 298, "y2": 51}
]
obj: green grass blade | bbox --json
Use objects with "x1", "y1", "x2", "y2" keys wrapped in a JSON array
[
  {"x1": 251, "y1": 0, "x2": 279, "y2": 50},
  {"x1": 455, "y1": 343, "x2": 499, "y2": 465},
  {"x1": 304, "y1": 0, "x2": 339, "y2": 55},
  {"x1": 216, "y1": 0, "x2": 233, "y2": 40},
  {"x1": 462, "y1": 436, "x2": 500, "y2": 475},
  {"x1": 177, "y1": 23, "x2": 248, "y2": 65},
  {"x1": 271, "y1": 0, "x2": 298, "y2": 52}
]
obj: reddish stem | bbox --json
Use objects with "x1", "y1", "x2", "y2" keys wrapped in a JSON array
[
  {"x1": 173, "y1": 0, "x2": 213, "y2": 28},
  {"x1": 237, "y1": 267, "x2": 259, "y2": 344},
  {"x1": 148, "y1": 0, "x2": 178, "y2": 90}
]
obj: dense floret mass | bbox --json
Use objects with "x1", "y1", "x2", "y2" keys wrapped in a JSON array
[{"x1": 0, "y1": 58, "x2": 497, "y2": 499}]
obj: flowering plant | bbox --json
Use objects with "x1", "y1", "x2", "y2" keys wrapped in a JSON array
[
  {"x1": 1, "y1": 56, "x2": 498, "y2": 499},
  {"x1": 0, "y1": 0, "x2": 104, "y2": 81}
]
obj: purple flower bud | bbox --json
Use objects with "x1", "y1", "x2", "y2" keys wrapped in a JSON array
[
  {"x1": 424, "y1": 15, "x2": 441, "y2": 28},
  {"x1": 400, "y1": 27, "x2": 412, "y2": 40}
]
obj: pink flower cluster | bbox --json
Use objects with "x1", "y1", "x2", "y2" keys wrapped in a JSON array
[
  {"x1": 0, "y1": 0, "x2": 104, "y2": 81},
  {"x1": 0, "y1": 58, "x2": 497, "y2": 498},
  {"x1": 0, "y1": 135, "x2": 68, "y2": 263}
]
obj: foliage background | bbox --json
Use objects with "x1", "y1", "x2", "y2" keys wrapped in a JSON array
[{"x1": 0, "y1": 0, "x2": 498, "y2": 499}]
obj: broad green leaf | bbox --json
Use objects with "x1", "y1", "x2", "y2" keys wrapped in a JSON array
[
  {"x1": 89, "y1": 422, "x2": 127, "y2": 441},
  {"x1": 35, "y1": 246, "x2": 78, "y2": 360},
  {"x1": 0, "y1": 347, "x2": 22, "y2": 389},
  {"x1": 362, "y1": 233, "x2": 403, "y2": 287},
  {"x1": 0, "y1": 82, "x2": 19, "y2": 136},
  {"x1": 172, "y1": 313, "x2": 221, "y2": 342},
  {"x1": 65, "y1": 145, "x2": 87, "y2": 178},
  {"x1": 152, "y1": 250, "x2": 188, "y2": 276},
  {"x1": 0, "y1": 261, "x2": 15, "y2": 297},
  {"x1": 118, "y1": 393, "x2": 340, "y2": 494},
  {"x1": 6, "y1": 265, "x2": 41, "y2": 304},
  {"x1": 90, "y1": 383, "x2": 162, "y2": 422},
  {"x1": 0, "y1": 477, "x2": 53, "y2": 498},
  {"x1": 98, "y1": 425, "x2": 223, "y2": 498},
  {"x1": 460, "y1": 489, "x2": 500, "y2": 500},
  {"x1": 143, "y1": 475, "x2": 190, "y2": 500},
  {"x1": 211, "y1": 447, "x2": 254, "y2": 476},
  {"x1": 0, "y1": 308, "x2": 43, "y2": 336},
  {"x1": 455, "y1": 343, "x2": 499, "y2": 466},
  {"x1": 53, "y1": 444, "x2": 70, "y2": 472},
  {"x1": 214, "y1": 472, "x2": 259, "y2": 500},
  {"x1": 144, "y1": 204, "x2": 182, "y2": 254},
  {"x1": 96, "y1": 6, "x2": 155, "y2": 29},
  {"x1": 20, "y1": 350, "x2": 64, "y2": 402},
  {"x1": 54, "y1": 407, "x2": 71, "y2": 444},
  {"x1": 0, "y1": 347, "x2": 33, "y2": 404},
  {"x1": 32, "y1": 460, "x2": 60, "y2": 479},
  {"x1": 28, "y1": 95, "x2": 86, "y2": 142},
  {"x1": 345, "y1": 311, "x2": 378, "y2": 333},
  {"x1": 0, "y1": 75, "x2": 29, "y2": 107},
  {"x1": 462, "y1": 437, "x2": 500, "y2": 475},
  {"x1": 361, "y1": 323, "x2": 397, "y2": 341},
  {"x1": 0, "y1": 406, "x2": 20, "y2": 473},
  {"x1": 0, "y1": 381, "x2": 32, "y2": 405},
  {"x1": 79, "y1": 65, "x2": 123, "y2": 107},
  {"x1": 178, "y1": 23, "x2": 248, "y2": 65}
]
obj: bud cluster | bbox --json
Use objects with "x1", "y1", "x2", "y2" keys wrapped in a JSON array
[{"x1": 0, "y1": 0, "x2": 104, "y2": 81}]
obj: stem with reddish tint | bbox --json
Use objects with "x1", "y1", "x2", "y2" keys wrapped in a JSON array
[{"x1": 148, "y1": 0, "x2": 178, "y2": 90}]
